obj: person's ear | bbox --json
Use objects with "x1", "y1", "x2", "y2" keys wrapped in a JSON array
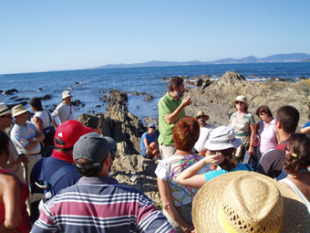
[
  {"x1": 276, "y1": 121, "x2": 282, "y2": 130},
  {"x1": 173, "y1": 85, "x2": 178, "y2": 92},
  {"x1": 104, "y1": 152, "x2": 112, "y2": 167}
]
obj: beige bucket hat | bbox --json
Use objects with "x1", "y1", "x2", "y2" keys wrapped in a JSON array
[
  {"x1": 12, "y1": 104, "x2": 29, "y2": 117},
  {"x1": 196, "y1": 110, "x2": 209, "y2": 121},
  {"x1": 232, "y1": 95, "x2": 249, "y2": 108},
  {"x1": 62, "y1": 90, "x2": 73, "y2": 100},
  {"x1": 193, "y1": 171, "x2": 310, "y2": 233},
  {"x1": 0, "y1": 103, "x2": 11, "y2": 116}
]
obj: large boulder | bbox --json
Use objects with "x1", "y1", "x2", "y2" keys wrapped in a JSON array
[{"x1": 185, "y1": 71, "x2": 310, "y2": 130}]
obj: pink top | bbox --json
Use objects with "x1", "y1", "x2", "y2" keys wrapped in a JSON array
[
  {"x1": 0, "y1": 169, "x2": 30, "y2": 233},
  {"x1": 258, "y1": 119, "x2": 277, "y2": 153}
]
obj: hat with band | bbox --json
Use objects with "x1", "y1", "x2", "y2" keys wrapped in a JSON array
[
  {"x1": 232, "y1": 95, "x2": 249, "y2": 108},
  {"x1": 73, "y1": 132, "x2": 116, "y2": 169},
  {"x1": 204, "y1": 126, "x2": 241, "y2": 151},
  {"x1": 0, "y1": 103, "x2": 11, "y2": 116},
  {"x1": 193, "y1": 171, "x2": 310, "y2": 233},
  {"x1": 196, "y1": 110, "x2": 209, "y2": 121},
  {"x1": 11, "y1": 104, "x2": 30, "y2": 117},
  {"x1": 62, "y1": 90, "x2": 73, "y2": 100}
]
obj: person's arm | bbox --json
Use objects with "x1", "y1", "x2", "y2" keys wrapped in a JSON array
[
  {"x1": 157, "y1": 178, "x2": 194, "y2": 233},
  {"x1": 52, "y1": 107, "x2": 60, "y2": 128},
  {"x1": 33, "y1": 129, "x2": 45, "y2": 142},
  {"x1": 32, "y1": 116, "x2": 44, "y2": 134},
  {"x1": 164, "y1": 97, "x2": 192, "y2": 124},
  {"x1": 143, "y1": 138, "x2": 150, "y2": 150},
  {"x1": 0, "y1": 174, "x2": 23, "y2": 233},
  {"x1": 301, "y1": 126, "x2": 310, "y2": 134},
  {"x1": 256, "y1": 122, "x2": 260, "y2": 135},
  {"x1": 248, "y1": 123, "x2": 256, "y2": 155},
  {"x1": 176, "y1": 154, "x2": 224, "y2": 189}
]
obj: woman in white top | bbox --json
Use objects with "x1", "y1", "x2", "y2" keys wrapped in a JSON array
[
  {"x1": 280, "y1": 133, "x2": 310, "y2": 213},
  {"x1": 29, "y1": 97, "x2": 54, "y2": 157},
  {"x1": 255, "y1": 105, "x2": 278, "y2": 162}
]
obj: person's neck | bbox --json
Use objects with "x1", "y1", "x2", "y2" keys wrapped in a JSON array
[
  {"x1": 238, "y1": 109, "x2": 246, "y2": 114},
  {"x1": 174, "y1": 149, "x2": 194, "y2": 156},
  {"x1": 0, "y1": 125, "x2": 6, "y2": 132},
  {"x1": 168, "y1": 91, "x2": 179, "y2": 100},
  {"x1": 265, "y1": 117, "x2": 272, "y2": 124},
  {"x1": 278, "y1": 132, "x2": 290, "y2": 143},
  {"x1": 63, "y1": 101, "x2": 70, "y2": 106},
  {"x1": 200, "y1": 123, "x2": 207, "y2": 128}
]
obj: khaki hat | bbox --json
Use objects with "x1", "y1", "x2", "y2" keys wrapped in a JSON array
[
  {"x1": 62, "y1": 90, "x2": 73, "y2": 100},
  {"x1": 0, "y1": 103, "x2": 11, "y2": 116},
  {"x1": 232, "y1": 95, "x2": 249, "y2": 108},
  {"x1": 12, "y1": 104, "x2": 29, "y2": 117},
  {"x1": 196, "y1": 111, "x2": 209, "y2": 121},
  {"x1": 193, "y1": 171, "x2": 310, "y2": 233}
]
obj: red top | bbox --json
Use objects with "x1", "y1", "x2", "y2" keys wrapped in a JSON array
[{"x1": 0, "y1": 169, "x2": 31, "y2": 233}]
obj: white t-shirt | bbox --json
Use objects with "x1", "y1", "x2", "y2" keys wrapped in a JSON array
[
  {"x1": 194, "y1": 125, "x2": 214, "y2": 152},
  {"x1": 11, "y1": 121, "x2": 41, "y2": 155},
  {"x1": 31, "y1": 110, "x2": 53, "y2": 129},
  {"x1": 52, "y1": 103, "x2": 74, "y2": 124}
]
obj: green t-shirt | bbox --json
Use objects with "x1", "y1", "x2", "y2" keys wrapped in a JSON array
[{"x1": 158, "y1": 93, "x2": 185, "y2": 145}]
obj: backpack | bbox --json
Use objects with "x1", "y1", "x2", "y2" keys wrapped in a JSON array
[
  {"x1": 35, "y1": 158, "x2": 79, "y2": 202},
  {"x1": 42, "y1": 110, "x2": 56, "y2": 147}
]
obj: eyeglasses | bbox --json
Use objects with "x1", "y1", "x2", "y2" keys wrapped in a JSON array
[
  {"x1": 0, "y1": 115, "x2": 13, "y2": 119},
  {"x1": 259, "y1": 112, "x2": 266, "y2": 116}
]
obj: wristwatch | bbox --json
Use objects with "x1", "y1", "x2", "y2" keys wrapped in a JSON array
[{"x1": 33, "y1": 137, "x2": 37, "y2": 141}]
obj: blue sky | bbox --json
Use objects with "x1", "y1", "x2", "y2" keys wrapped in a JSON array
[{"x1": 1, "y1": 1, "x2": 310, "y2": 74}]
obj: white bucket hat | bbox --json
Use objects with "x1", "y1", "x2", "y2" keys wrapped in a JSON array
[
  {"x1": 232, "y1": 95, "x2": 249, "y2": 108},
  {"x1": 62, "y1": 90, "x2": 73, "y2": 100},
  {"x1": 193, "y1": 171, "x2": 310, "y2": 233},
  {"x1": 0, "y1": 103, "x2": 11, "y2": 116},
  {"x1": 11, "y1": 104, "x2": 29, "y2": 117},
  {"x1": 204, "y1": 126, "x2": 241, "y2": 151}
]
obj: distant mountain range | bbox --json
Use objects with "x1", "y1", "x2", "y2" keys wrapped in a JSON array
[{"x1": 96, "y1": 53, "x2": 310, "y2": 69}]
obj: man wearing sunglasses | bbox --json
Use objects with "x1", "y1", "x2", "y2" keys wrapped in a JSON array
[
  {"x1": 31, "y1": 132, "x2": 175, "y2": 233},
  {"x1": 0, "y1": 103, "x2": 27, "y2": 182}
]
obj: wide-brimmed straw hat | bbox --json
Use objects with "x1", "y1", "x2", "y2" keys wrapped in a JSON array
[
  {"x1": 196, "y1": 111, "x2": 209, "y2": 121},
  {"x1": 232, "y1": 95, "x2": 249, "y2": 108},
  {"x1": 204, "y1": 126, "x2": 241, "y2": 151},
  {"x1": 193, "y1": 171, "x2": 310, "y2": 233},
  {"x1": 11, "y1": 104, "x2": 29, "y2": 117},
  {"x1": 62, "y1": 90, "x2": 73, "y2": 100},
  {"x1": 0, "y1": 103, "x2": 11, "y2": 116}
]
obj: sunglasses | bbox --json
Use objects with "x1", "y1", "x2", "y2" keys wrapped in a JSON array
[
  {"x1": 259, "y1": 112, "x2": 266, "y2": 116},
  {"x1": 0, "y1": 115, "x2": 13, "y2": 119},
  {"x1": 235, "y1": 101, "x2": 243, "y2": 104}
]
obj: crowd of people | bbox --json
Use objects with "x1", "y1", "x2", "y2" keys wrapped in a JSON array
[{"x1": 1, "y1": 77, "x2": 310, "y2": 232}]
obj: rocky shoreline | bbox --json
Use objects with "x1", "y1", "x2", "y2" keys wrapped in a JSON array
[{"x1": 3, "y1": 71, "x2": 310, "y2": 204}]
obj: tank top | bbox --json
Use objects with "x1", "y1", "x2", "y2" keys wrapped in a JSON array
[
  {"x1": 31, "y1": 110, "x2": 53, "y2": 129},
  {"x1": 0, "y1": 169, "x2": 31, "y2": 233},
  {"x1": 280, "y1": 178, "x2": 310, "y2": 214}
]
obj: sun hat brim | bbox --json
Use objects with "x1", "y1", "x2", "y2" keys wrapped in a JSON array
[
  {"x1": 12, "y1": 108, "x2": 30, "y2": 117},
  {"x1": 232, "y1": 96, "x2": 249, "y2": 108},
  {"x1": 204, "y1": 137, "x2": 241, "y2": 151},
  {"x1": 192, "y1": 171, "x2": 310, "y2": 233},
  {"x1": 0, "y1": 109, "x2": 11, "y2": 117}
]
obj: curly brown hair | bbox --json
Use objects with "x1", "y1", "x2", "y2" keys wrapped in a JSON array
[
  {"x1": 283, "y1": 133, "x2": 310, "y2": 174},
  {"x1": 173, "y1": 116, "x2": 200, "y2": 151}
]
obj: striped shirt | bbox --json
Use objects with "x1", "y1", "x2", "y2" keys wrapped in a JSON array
[{"x1": 31, "y1": 176, "x2": 176, "y2": 233}]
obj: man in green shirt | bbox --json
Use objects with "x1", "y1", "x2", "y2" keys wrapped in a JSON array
[{"x1": 158, "y1": 76, "x2": 192, "y2": 159}]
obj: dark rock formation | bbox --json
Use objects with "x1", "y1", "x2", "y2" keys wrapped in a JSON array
[
  {"x1": 4, "y1": 89, "x2": 18, "y2": 95},
  {"x1": 39, "y1": 95, "x2": 53, "y2": 100},
  {"x1": 71, "y1": 99, "x2": 82, "y2": 107},
  {"x1": 14, "y1": 97, "x2": 29, "y2": 102}
]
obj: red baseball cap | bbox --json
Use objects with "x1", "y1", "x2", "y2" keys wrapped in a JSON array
[{"x1": 54, "y1": 120, "x2": 94, "y2": 149}]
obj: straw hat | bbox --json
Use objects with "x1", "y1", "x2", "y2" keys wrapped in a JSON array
[
  {"x1": 196, "y1": 111, "x2": 209, "y2": 121},
  {"x1": 205, "y1": 126, "x2": 241, "y2": 151},
  {"x1": 11, "y1": 104, "x2": 29, "y2": 117},
  {"x1": 232, "y1": 95, "x2": 249, "y2": 108},
  {"x1": 193, "y1": 171, "x2": 310, "y2": 233},
  {"x1": 0, "y1": 103, "x2": 11, "y2": 116},
  {"x1": 62, "y1": 90, "x2": 73, "y2": 100}
]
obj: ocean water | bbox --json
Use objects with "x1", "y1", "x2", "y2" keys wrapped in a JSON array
[{"x1": 1, "y1": 62, "x2": 310, "y2": 121}]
